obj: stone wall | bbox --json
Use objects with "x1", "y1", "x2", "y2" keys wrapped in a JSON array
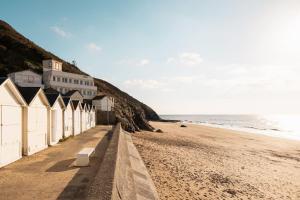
[
  {"x1": 96, "y1": 110, "x2": 116, "y2": 125},
  {"x1": 87, "y1": 123, "x2": 159, "y2": 200},
  {"x1": 111, "y1": 125, "x2": 159, "y2": 200}
]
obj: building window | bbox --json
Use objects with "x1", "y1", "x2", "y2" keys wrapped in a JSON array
[
  {"x1": 55, "y1": 62, "x2": 59, "y2": 70},
  {"x1": 80, "y1": 80, "x2": 83, "y2": 85},
  {"x1": 27, "y1": 75, "x2": 34, "y2": 83},
  {"x1": 74, "y1": 79, "x2": 79, "y2": 84},
  {"x1": 69, "y1": 78, "x2": 72, "y2": 83},
  {"x1": 57, "y1": 77, "x2": 61, "y2": 82},
  {"x1": 53, "y1": 76, "x2": 56, "y2": 81}
]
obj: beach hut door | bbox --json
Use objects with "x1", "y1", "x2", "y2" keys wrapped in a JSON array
[
  {"x1": 0, "y1": 105, "x2": 22, "y2": 167},
  {"x1": 51, "y1": 110, "x2": 57, "y2": 142}
]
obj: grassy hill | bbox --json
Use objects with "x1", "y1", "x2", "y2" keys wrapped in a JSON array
[{"x1": 0, "y1": 19, "x2": 160, "y2": 132}]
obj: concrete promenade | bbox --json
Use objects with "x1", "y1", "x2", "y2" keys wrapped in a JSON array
[{"x1": 0, "y1": 126, "x2": 112, "y2": 200}]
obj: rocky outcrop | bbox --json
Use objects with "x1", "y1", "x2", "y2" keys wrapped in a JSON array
[{"x1": 0, "y1": 19, "x2": 160, "y2": 132}]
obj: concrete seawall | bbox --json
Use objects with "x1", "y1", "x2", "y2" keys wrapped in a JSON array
[{"x1": 87, "y1": 123, "x2": 159, "y2": 200}]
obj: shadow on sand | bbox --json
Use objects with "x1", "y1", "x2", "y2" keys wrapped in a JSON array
[
  {"x1": 55, "y1": 129, "x2": 113, "y2": 200},
  {"x1": 46, "y1": 158, "x2": 76, "y2": 172}
]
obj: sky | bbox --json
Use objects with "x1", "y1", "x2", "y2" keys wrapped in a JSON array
[{"x1": 1, "y1": 0, "x2": 300, "y2": 115}]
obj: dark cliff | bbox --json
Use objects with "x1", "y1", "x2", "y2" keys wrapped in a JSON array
[{"x1": 0, "y1": 20, "x2": 160, "y2": 132}]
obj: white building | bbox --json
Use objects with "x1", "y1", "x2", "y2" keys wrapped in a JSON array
[
  {"x1": 45, "y1": 93, "x2": 65, "y2": 145},
  {"x1": 42, "y1": 59, "x2": 97, "y2": 99},
  {"x1": 18, "y1": 87, "x2": 50, "y2": 156},
  {"x1": 92, "y1": 95, "x2": 115, "y2": 111},
  {"x1": 81, "y1": 103, "x2": 88, "y2": 132},
  {"x1": 72, "y1": 100, "x2": 82, "y2": 135},
  {"x1": 8, "y1": 70, "x2": 43, "y2": 88},
  {"x1": 0, "y1": 78, "x2": 26, "y2": 167},
  {"x1": 90, "y1": 105, "x2": 96, "y2": 128},
  {"x1": 63, "y1": 97, "x2": 74, "y2": 138}
]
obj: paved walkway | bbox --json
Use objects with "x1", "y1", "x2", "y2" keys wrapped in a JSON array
[{"x1": 0, "y1": 126, "x2": 112, "y2": 200}]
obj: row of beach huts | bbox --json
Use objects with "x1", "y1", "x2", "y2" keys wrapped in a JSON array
[{"x1": 0, "y1": 77, "x2": 97, "y2": 168}]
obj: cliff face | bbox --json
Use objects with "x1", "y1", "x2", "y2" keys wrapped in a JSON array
[{"x1": 0, "y1": 20, "x2": 160, "y2": 132}]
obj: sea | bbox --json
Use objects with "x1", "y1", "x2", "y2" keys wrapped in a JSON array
[{"x1": 160, "y1": 115, "x2": 300, "y2": 141}]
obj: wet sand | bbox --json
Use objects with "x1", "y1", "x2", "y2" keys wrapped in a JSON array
[{"x1": 132, "y1": 122, "x2": 300, "y2": 200}]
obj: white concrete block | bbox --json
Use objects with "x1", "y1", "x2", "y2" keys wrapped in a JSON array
[{"x1": 75, "y1": 147, "x2": 95, "y2": 167}]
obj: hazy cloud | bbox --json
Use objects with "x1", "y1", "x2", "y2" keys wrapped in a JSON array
[
  {"x1": 86, "y1": 43, "x2": 102, "y2": 53},
  {"x1": 117, "y1": 58, "x2": 150, "y2": 66},
  {"x1": 179, "y1": 52, "x2": 203, "y2": 66},
  {"x1": 166, "y1": 52, "x2": 203, "y2": 66},
  {"x1": 166, "y1": 57, "x2": 176, "y2": 64},
  {"x1": 123, "y1": 76, "x2": 198, "y2": 91},
  {"x1": 124, "y1": 79, "x2": 163, "y2": 89},
  {"x1": 138, "y1": 59, "x2": 150, "y2": 66},
  {"x1": 50, "y1": 26, "x2": 70, "y2": 38}
]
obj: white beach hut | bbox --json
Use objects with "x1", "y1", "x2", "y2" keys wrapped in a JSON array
[
  {"x1": 18, "y1": 87, "x2": 50, "y2": 156},
  {"x1": 81, "y1": 103, "x2": 88, "y2": 132},
  {"x1": 90, "y1": 105, "x2": 96, "y2": 128},
  {"x1": 0, "y1": 78, "x2": 26, "y2": 167},
  {"x1": 85, "y1": 103, "x2": 91, "y2": 130},
  {"x1": 63, "y1": 97, "x2": 74, "y2": 138},
  {"x1": 63, "y1": 90, "x2": 84, "y2": 103},
  {"x1": 72, "y1": 100, "x2": 82, "y2": 136},
  {"x1": 45, "y1": 93, "x2": 65, "y2": 145},
  {"x1": 92, "y1": 94, "x2": 114, "y2": 111}
]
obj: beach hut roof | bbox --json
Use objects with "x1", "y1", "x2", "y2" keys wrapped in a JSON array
[
  {"x1": 72, "y1": 100, "x2": 82, "y2": 110},
  {"x1": 44, "y1": 92, "x2": 65, "y2": 108},
  {"x1": 45, "y1": 93, "x2": 59, "y2": 107},
  {"x1": 0, "y1": 77, "x2": 7, "y2": 85},
  {"x1": 0, "y1": 77, "x2": 27, "y2": 106},
  {"x1": 64, "y1": 90, "x2": 83, "y2": 97},
  {"x1": 81, "y1": 102, "x2": 89, "y2": 110},
  {"x1": 18, "y1": 87, "x2": 41, "y2": 104},
  {"x1": 93, "y1": 95, "x2": 106, "y2": 100},
  {"x1": 62, "y1": 97, "x2": 70, "y2": 106},
  {"x1": 83, "y1": 99, "x2": 92, "y2": 106},
  {"x1": 62, "y1": 97, "x2": 74, "y2": 109},
  {"x1": 18, "y1": 86, "x2": 49, "y2": 106}
]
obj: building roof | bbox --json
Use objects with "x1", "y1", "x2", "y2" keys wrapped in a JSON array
[
  {"x1": 0, "y1": 77, "x2": 7, "y2": 85},
  {"x1": 44, "y1": 87, "x2": 59, "y2": 94},
  {"x1": 93, "y1": 95, "x2": 106, "y2": 100},
  {"x1": 81, "y1": 101, "x2": 89, "y2": 110},
  {"x1": 17, "y1": 87, "x2": 41, "y2": 104},
  {"x1": 83, "y1": 99, "x2": 92, "y2": 106},
  {"x1": 62, "y1": 97, "x2": 71, "y2": 106},
  {"x1": 64, "y1": 90, "x2": 83, "y2": 97},
  {"x1": 45, "y1": 93, "x2": 60, "y2": 107},
  {"x1": 8, "y1": 69, "x2": 41, "y2": 76},
  {"x1": 72, "y1": 100, "x2": 81, "y2": 110},
  {"x1": 44, "y1": 69, "x2": 94, "y2": 81}
]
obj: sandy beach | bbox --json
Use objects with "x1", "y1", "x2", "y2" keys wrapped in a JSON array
[{"x1": 132, "y1": 122, "x2": 300, "y2": 200}]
